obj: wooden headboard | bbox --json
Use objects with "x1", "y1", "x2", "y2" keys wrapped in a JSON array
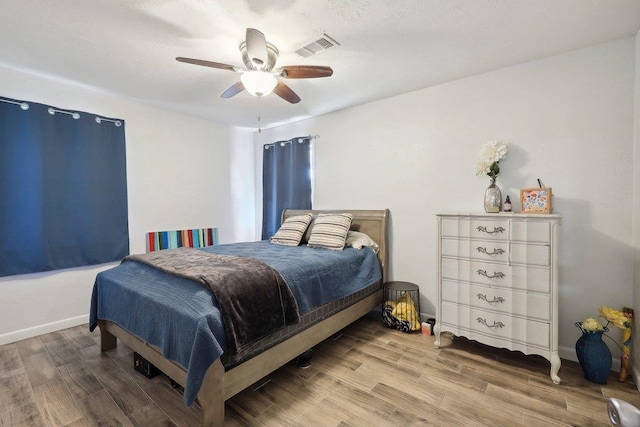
[{"x1": 281, "y1": 209, "x2": 389, "y2": 283}]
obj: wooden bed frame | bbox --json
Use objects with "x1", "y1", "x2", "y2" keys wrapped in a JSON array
[{"x1": 98, "y1": 208, "x2": 389, "y2": 426}]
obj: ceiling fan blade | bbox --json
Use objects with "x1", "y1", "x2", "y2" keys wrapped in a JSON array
[
  {"x1": 279, "y1": 65, "x2": 333, "y2": 79},
  {"x1": 246, "y1": 28, "x2": 268, "y2": 69},
  {"x1": 221, "y1": 81, "x2": 245, "y2": 98},
  {"x1": 273, "y1": 82, "x2": 301, "y2": 104},
  {"x1": 176, "y1": 57, "x2": 237, "y2": 71}
]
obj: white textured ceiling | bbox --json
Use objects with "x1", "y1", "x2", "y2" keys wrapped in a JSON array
[{"x1": 1, "y1": 0, "x2": 639, "y2": 130}]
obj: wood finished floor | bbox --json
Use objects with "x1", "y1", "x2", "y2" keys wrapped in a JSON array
[{"x1": 2, "y1": 317, "x2": 639, "y2": 426}]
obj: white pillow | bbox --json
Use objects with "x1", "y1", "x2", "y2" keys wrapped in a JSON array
[
  {"x1": 345, "y1": 231, "x2": 379, "y2": 253},
  {"x1": 270, "y1": 213, "x2": 313, "y2": 246},
  {"x1": 307, "y1": 213, "x2": 353, "y2": 251}
]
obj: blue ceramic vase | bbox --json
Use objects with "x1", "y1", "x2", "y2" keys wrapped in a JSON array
[{"x1": 575, "y1": 323, "x2": 612, "y2": 384}]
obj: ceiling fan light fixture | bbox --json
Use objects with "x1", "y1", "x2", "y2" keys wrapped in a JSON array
[
  {"x1": 240, "y1": 71, "x2": 277, "y2": 97},
  {"x1": 178, "y1": 28, "x2": 332, "y2": 104}
]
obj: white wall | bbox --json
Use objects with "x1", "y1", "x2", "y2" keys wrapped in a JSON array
[
  {"x1": 255, "y1": 37, "x2": 637, "y2": 365},
  {"x1": 0, "y1": 65, "x2": 255, "y2": 344},
  {"x1": 632, "y1": 30, "x2": 640, "y2": 385},
  {"x1": 1, "y1": 35, "x2": 636, "y2": 372}
]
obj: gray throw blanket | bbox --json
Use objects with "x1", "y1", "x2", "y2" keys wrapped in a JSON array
[{"x1": 124, "y1": 247, "x2": 300, "y2": 354}]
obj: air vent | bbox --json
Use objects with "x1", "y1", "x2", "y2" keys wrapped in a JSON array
[{"x1": 295, "y1": 34, "x2": 340, "y2": 59}]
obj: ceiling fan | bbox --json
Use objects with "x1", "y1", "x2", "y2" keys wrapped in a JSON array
[{"x1": 176, "y1": 28, "x2": 333, "y2": 104}]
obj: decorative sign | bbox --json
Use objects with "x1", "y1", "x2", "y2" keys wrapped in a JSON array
[{"x1": 520, "y1": 188, "x2": 552, "y2": 214}]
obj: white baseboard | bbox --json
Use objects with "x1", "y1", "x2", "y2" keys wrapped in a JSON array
[
  {"x1": 0, "y1": 314, "x2": 89, "y2": 346},
  {"x1": 559, "y1": 344, "x2": 579, "y2": 364},
  {"x1": 560, "y1": 343, "x2": 622, "y2": 373},
  {"x1": 631, "y1": 365, "x2": 640, "y2": 392}
]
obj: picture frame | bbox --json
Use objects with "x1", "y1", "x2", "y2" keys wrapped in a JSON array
[{"x1": 520, "y1": 187, "x2": 553, "y2": 214}]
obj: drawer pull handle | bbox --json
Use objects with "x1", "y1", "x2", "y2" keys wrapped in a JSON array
[
  {"x1": 477, "y1": 294, "x2": 505, "y2": 304},
  {"x1": 476, "y1": 225, "x2": 505, "y2": 234},
  {"x1": 477, "y1": 318, "x2": 505, "y2": 329},
  {"x1": 476, "y1": 247, "x2": 505, "y2": 256},
  {"x1": 476, "y1": 269, "x2": 505, "y2": 279}
]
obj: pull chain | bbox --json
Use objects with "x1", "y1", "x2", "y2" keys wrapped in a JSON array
[{"x1": 257, "y1": 96, "x2": 262, "y2": 133}]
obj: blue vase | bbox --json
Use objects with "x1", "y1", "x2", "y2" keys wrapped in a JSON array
[{"x1": 575, "y1": 329, "x2": 612, "y2": 384}]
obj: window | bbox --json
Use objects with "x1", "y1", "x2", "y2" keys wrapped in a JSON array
[
  {"x1": 0, "y1": 97, "x2": 129, "y2": 277},
  {"x1": 261, "y1": 137, "x2": 312, "y2": 239}
]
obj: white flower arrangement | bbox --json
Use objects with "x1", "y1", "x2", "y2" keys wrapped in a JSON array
[
  {"x1": 581, "y1": 317, "x2": 605, "y2": 332},
  {"x1": 476, "y1": 140, "x2": 508, "y2": 180}
]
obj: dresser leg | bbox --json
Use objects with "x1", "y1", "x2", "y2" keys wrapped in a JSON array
[
  {"x1": 550, "y1": 351, "x2": 561, "y2": 384},
  {"x1": 434, "y1": 323, "x2": 441, "y2": 348}
]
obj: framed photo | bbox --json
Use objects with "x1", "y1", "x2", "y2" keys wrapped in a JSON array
[{"x1": 520, "y1": 187, "x2": 552, "y2": 214}]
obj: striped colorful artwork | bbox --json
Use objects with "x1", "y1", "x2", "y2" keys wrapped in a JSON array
[{"x1": 146, "y1": 228, "x2": 219, "y2": 252}]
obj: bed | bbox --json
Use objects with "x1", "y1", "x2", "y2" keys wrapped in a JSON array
[{"x1": 90, "y1": 208, "x2": 389, "y2": 427}]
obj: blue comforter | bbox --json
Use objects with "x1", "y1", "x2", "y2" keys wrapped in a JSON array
[{"x1": 89, "y1": 240, "x2": 381, "y2": 406}]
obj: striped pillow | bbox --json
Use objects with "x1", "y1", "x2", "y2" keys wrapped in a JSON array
[
  {"x1": 300, "y1": 217, "x2": 316, "y2": 244},
  {"x1": 270, "y1": 213, "x2": 313, "y2": 246},
  {"x1": 307, "y1": 213, "x2": 354, "y2": 251}
]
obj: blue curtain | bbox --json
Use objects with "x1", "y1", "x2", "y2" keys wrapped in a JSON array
[
  {"x1": 262, "y1": 137, "x2": 312, "y2": 239},
  {"x1": 0, "y1": 97, "x2": 129, "y2": 277}
]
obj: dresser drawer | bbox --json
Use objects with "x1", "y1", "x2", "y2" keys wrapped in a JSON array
[
  {"x1": 441, "y1": 218, "x2": 509, "y2": 241},
  {"x1": 441, "y1": 258, "x2": 550, "y2": 293},
  {"x1": 441, "y1": 301, "x2": 550, "y2": 349},
  {"x1": 441, "y1": 218, "x2": 553, "y2": 244},
  {"x1": 441, "y1": 238, "x2": 509, "y2": 262},
  {"x1": 441, "y1": 238, "x2": 549, "y2": 266},
  {"x1": 441, "y1": 280, "x2": 550, "y2": 320},
  {"x1": 510, "y1": 243, "x2": 550, "y2": 266},
  {"x1": 511, "y1": 220, "x2": 551, "y2": 244}
]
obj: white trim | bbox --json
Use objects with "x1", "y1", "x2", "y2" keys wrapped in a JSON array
[
  {"x1": 0, "y1": 314, "x2": 89, "y2": 345},
  {"x1": 559, "y1": 343, "x2": 621, "y2": 373},
  {"x1": 559, "y1": 344, "x2": 577, "y2": 363},
  {"x1": 632, "y1": 365, "x2": 640, "y2": 393}
]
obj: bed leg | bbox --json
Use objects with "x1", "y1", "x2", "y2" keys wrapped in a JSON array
[
  {"x1": 198, "y1": 359, "x2": 225, "y2": 427},
  {"x1": 98, "y1": 320, "x2": 117, "y2": 352}
]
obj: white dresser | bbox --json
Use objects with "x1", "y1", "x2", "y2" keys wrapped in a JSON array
[{"x1": 435, "y1": 213, "x2": 561, "y2": 384}]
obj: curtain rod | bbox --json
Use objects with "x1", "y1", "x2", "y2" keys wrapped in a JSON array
[
  {"x1": 1, "y1": 97, "x2": 122, "y2": 126},
  {"x1": 264, "y1": 135, "x2": 319, "y2": 149},
  {"x1": 0, "y1": 97, "x2": 29, "y2": 110},
  {"x1": 95, "y1": 116, "x2": 123, "y2": 127},
  {"x1": 48, "y1": 107, "x2": 80, "y2": 119}
]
